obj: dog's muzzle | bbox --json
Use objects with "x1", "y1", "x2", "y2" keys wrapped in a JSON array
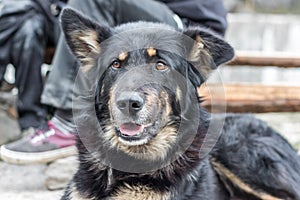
[
  {"x1": 114, "y1": 91, "x2": 148, "y2": 142},
  {"x1": 116, "y1": 91, "x2": 144, "y2": 115}
]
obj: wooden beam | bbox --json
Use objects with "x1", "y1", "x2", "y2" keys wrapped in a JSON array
[
  {"x1": 229, "y1": 51, "x2": 300, "y2": 68},
  {"x1": 199, "y1": 84, "x2": 300, "y2": 113}
]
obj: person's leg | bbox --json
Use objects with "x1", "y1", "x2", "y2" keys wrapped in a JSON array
[
  {"x1": 51, "y1": 109, "x2": 77, "y2": 135},
  {"x1": 68, "y1": 0, "x2": 179, "y2": 27},
  {"x1": 0, "y1": 27, "x2": 11, "y2": 90},
  {"x1": 11, "y1": 14, "x2": 48, "y2": 131},
  {"x1": 41, "y1": 37, "x2": 78, "y2": 110},
  {"x1": 0, "y1": 65, "x2": 6, "y2": 87},
  {"x1": 113, "y1": 0, "x2": 178, "y2": 27},
  {"x1": 0, "y1": 14, "x2": 76, "y2": 164}
]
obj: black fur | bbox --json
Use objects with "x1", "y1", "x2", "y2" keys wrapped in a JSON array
[{"x1": 61, "y1": 9, "x2": 300, "y2": 200}]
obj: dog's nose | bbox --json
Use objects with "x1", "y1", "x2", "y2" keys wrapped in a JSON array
[{"x1": 116, "y1": 92, "x2": 144, "y2": 113}]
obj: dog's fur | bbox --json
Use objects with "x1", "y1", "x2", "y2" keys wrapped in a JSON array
[{"x1": 60, "y1": 9, "x2": 300, "y2": 200}]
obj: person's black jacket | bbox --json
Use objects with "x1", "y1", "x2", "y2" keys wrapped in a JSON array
[{"x1": 160, "y1": 0, "x2": 227, "y2": 36}]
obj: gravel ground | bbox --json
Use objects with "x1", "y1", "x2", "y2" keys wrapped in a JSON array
[
  {"x1": 0, "y1": 162, "x2": 63, "y2": 200},
  {"x1": 0, "y1": 191, "x2": 63, "y2": 200}
]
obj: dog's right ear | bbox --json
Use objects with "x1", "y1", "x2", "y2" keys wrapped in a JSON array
[
  {"x1": 183, "y1": 27, "x2": 234, "y2": 81},
  {"x1": 61, "y1": 8, "x2": 112, "y2": 69}
]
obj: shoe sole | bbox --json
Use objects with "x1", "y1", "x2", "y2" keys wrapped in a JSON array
[{"x1": 0, "y1": 145, "x2": 78, "y2": 164}]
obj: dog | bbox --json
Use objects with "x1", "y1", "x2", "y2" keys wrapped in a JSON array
[{"x1": 60, "y1": 9, "x2": 300, "y2": 200}]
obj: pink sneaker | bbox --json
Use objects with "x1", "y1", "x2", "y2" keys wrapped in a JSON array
[{"x1": 0, "y1": 121, "x2": 77, "y2": 164}]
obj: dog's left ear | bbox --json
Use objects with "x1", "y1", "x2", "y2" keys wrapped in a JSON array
[
  {"x1": 183, "y1": 27, "x2": 234, "y2": 79},
  {"x1": 60, "y1": 8, "x2": 112, "y2": 70}
]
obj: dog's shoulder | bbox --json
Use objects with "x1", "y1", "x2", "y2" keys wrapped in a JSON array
[
  {"x1": 210, "y1": 113, "x2": 300, "y2": 200},
  {"x1": 60, "y1": 181, "x2": 96, "y2": 200}
]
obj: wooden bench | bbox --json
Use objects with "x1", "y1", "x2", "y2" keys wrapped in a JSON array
[
  {"x1": 199, "y1": 83, "x2": 300, "y2": 113},
  {"x1": 229, "y1": 51, "x2": 300, "y2": 68},
  {"x1": 200, "y1": 50, "x2": 300, "y2": 113}
]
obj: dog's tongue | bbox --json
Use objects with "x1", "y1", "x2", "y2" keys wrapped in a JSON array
[{"x1": 120, "y1": 123, "x2": 142, "y2": 136}]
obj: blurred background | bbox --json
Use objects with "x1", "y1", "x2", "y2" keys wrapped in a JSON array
[
  {"x1": 204, "y1": 0, "x2": 300, "y2": 149},
  {"x1": 0, "y1": 0, "x2": 300, "y2": 199}
]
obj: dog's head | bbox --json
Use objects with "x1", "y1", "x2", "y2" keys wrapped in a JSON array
[{"x1": 61, "y1": 9, "x2": 234, "y2": 164}]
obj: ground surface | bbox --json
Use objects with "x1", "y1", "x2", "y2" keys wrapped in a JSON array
[{"x1": 0, "y1": 111, "x2": 299, "y2": 200}]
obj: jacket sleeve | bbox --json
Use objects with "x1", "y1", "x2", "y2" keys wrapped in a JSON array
[{"x1": 160, "y1": 0, "x2": 228, "y2": 36}]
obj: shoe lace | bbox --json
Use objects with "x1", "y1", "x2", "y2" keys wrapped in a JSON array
[{"x1": 30, "y1": 128, "x2": 56, "y2": 144}]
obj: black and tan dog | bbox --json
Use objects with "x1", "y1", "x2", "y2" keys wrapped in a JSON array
[{"x1": 60, "y1": 9, "x2": 300, "y2": 200}]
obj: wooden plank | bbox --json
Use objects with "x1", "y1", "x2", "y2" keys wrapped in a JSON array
[
  {"x1": 199, "y1": 84, "x2": 300, "y2": 113},
  {"x1": 229, "y1": 51, "x2": 300, "y2": 68}
]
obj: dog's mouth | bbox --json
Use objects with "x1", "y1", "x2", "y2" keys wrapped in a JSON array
[
  {"x1": 120, "y1": 123, "x2": 143, "y2": 136},
  {"x1": 115, "y1": 122, "x2": 154, "y2": 146}
]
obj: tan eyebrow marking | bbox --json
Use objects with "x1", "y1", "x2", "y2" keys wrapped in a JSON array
[
  {"x1": 118, "y1": 51, "x2": 128, "y2": 61},
  {"x1": 195, "y1": 35, "x2": 204, "y2": 49},
  {"x1": 147, "y1": 47, "x2": 157, "y2": 57}
]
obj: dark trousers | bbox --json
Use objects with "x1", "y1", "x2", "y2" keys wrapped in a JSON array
[
  {"x1": 42, "y1": 0, "x2": 179, "y2": 110},
  {"x1": 0, "y1": 0, "x2": 60, "y2": 129},
  {"x1": 0, "y1": 14, "x2": 48, "y2": 130},
  {"x1": 13, "y1": 15, "x2": 49, "y2": 129}
]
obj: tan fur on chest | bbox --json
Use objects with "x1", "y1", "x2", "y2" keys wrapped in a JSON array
[{"x1": 111, "y1": 184, "x2": 170, "y2": 200}]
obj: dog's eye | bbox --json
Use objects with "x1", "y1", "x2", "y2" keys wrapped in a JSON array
[
  {"x1": 155, "y1": 61, "x2": 168, "y2": 71},
  {"x1": 111, "y1": 60, "x2": 121, "y2": 69}
]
